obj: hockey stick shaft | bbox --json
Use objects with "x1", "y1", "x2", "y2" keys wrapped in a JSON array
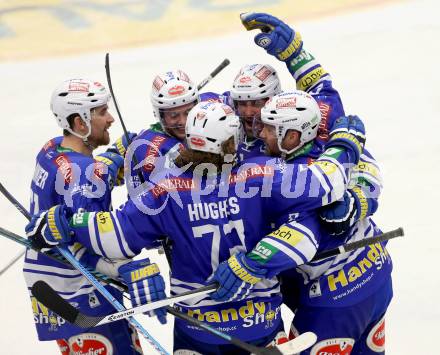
[
  {"x1": 32, "y1": 280, "x2": 285, "y2": 355},
  {"x1": 0, "y1": 182, "x2": 28, "y2": 275},
  {"x1": 56, "y1": 246, "x2": 169, "y2": 354},
  {"x1": 197, "y1": 58, "x2": 230, "y2": 91},
  {"x1": 0, "y1": 250, "x2": 25, "y2": 276},
  {"x1": 0, "y1": 182, "x2": 168, "y2": 353},
  {"x1": 312, "y1": 227, "x2": 404, "y2": 261},
  {"x1": 29, "y1": 227, "x2": 404, "y2": 326}
]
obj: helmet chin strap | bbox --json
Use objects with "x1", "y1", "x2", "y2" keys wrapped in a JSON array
[{"x1": 82, "y1": 137, "x2": 97, "y2": 151}]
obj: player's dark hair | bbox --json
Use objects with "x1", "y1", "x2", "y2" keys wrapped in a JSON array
[{"x1": 63, "y1": 114, "x2": 80, "y2": 136}]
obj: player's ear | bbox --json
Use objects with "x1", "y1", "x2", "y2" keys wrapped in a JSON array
[
  {"x1": 282, "y1": 130, "x2": 301, "y2": 150},
  {"x1": 73, "y1": 115, "x2": 87, "y2": 134}
]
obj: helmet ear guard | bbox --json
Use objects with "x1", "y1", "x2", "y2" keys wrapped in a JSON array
[
  {"x1": 50, "y1": 79, "x2": 110, "y2": 140},
  {"x1": 260, "y1": 90, "x2": 321, "y2": 155}
]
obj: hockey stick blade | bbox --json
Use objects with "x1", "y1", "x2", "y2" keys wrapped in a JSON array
[
  {"x1": 312, "y1": 227, "x2": 404, "y2": 261},
  {"x1": 32, "y1": 280, "x2": 79, "y2": 324},
  {"x1": 276, "y1": 332, "x2": 317, "y2": 354},
  {"x1": 197, "y1": 58, "x2": 230, "y2": 91},
  {"x1": 32, "y1": 280, "x2": 217, "y2": 328}
]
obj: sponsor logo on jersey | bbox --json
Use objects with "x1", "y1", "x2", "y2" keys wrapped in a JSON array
[
  {"x1": 248, "y1": 241, "x2": 278, "y2": 264},
  {"x1": 310, "y1": 338, "x2": 354, "y2": 355},
  {"x1": 228, "y1": 165, "x2": 274, "y2": 184},
  {"x1": 268, "y1": 225, "x2": 304, "y2": 247},
  {"x1": 297, "y1": 67, "x2": 326, "y2": 91},
  {"x1": 367, "y1": 316, "x2": 385, "y2": 352},
  {"x1": 96, "y1": 212, "x2": 115, "y2": 233},
  {"x1": 313, "y1": 160, "x2": 338, "y2": 175},
  {"x1": 54, "y1": 154, "x2": 73, "y2": 183},
  {"x1": 152, "y1": 76, "x2": 165, "y2": 92},
  {"x1": 255, "y1": 66, "x2": 272, "y2": 82},
  {"x1": 168, "y1": 85, "x2": 186, "y2": 96},
  {"x1": 151, "y1": 177, "x2": 196, "y2": 198},
  {"x1": 144, "y1": 135, "x2": 167, "y2": 172},
  {"x1": 69, "y1": 332, "x2": 113, "y2": 355},
  {"x1": 317, "y1": 102, "x2": 331, "y2": 141},
  {"x1": 56, "y1": 339, "x2": 70, "y2": 355},
  {"x1": 31, "y1": 296, "x2": 66, "y2": 330},
  {"x1": 185, "y1": 300, "x2": 281, "y2": 329},
  {"x1": 327, "y1": 243, "x2": 390, "y2": 292},
  {"x1": 68, "y1": 79, "x2": 90, "y2": 92}
]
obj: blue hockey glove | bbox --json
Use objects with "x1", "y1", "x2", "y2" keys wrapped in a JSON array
[
  {"x1": 26, "y1": 205, "x2": 72, "y2": 251},
  {"x1": 209, "y1": 252, "x2": 267, "y2": 303},
  {"x1": 119, "y1": 259, "x2": 167, "y2": 324},
  {"x1": 240, "y1": 12, "x2": 303, "y2": 62},
  {"x1": 107, "y1": 132, "x2": 137, "y2": 157},
  {"x1": 326, "y1": 115, "x2": 366, "y2": 164},
  {"x1": 320, "y1": 187, "x2": 378, "y2": 235},
  {"x1": 95, "y1": 151, "x2": 125, "y2": 187}
]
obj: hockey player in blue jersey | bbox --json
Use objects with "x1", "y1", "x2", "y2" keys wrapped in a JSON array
[
  {"x1": 26, "y1": 97, "x2": 367, "y2": 354},
  {"x1": 210, "y1": 90, "x2": 392, "y2": 354},
  {"x1": 24, "y1": 78, "x2": 145, "y2": 354}
]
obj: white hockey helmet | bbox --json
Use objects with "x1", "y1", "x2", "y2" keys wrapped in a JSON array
[
  {"x1": 151, "y1": 69, "x2": 199, "y2": 123},
  {"x1": 50, "y1": 79, "x2": 110, "y2": 139},
  {"x1": 185, "y1": 101, "x2": 241, "y2": 155},
  {"x1": 260, "y1": 90, "x2": 321, "y2": 154},
  {"x1": 230, "y1": 64, "x2": 281, "y2": 101}
]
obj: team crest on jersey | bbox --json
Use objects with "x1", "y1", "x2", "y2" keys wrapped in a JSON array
[
  {"x1": 367, "y1": 316, "x2": 385, "y2": 352},
  {"x1": 310, "y1": 338, "x2": 354, "y2": 355},
  {"x1": 69, "y1": 333, "x2": 113, "y2": 355}
]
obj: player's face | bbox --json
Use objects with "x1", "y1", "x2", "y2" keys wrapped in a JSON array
[
  {"x1": 258, "y1": 123, "x2": 281, "y2": 156},
  {"x1": 89, "y1": 104, "x2": 115, "y2": 147},
  {"x1": 235, "y1": 98, "x2": 268, "y2": 138},
  {"x1": 161, "y1": 102, "x2": 196, "y2": 141}
]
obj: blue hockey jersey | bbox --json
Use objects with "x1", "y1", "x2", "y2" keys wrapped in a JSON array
[
  {"x1": 23, "y1": 137, "x2": 124, "y2": 341},
  {"x1": 68, "y1": 146, "x2": 356, "y2": 344}
]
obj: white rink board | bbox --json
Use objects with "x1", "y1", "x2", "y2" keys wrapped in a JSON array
[{"x1": 0, "y1": 0, "x2": 439, "y2": 354}]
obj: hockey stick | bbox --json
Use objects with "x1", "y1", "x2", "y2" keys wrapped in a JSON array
[
  {"x1": 197, "y1": 58, "x2": 230, "y2": 91},
  {"x1": 0, "y1": 184, "x2": 169, "y2": 354},
  {"x1": 311, "y1": 227, "x2": 404, "y2": 261},
  {"x1": 32, "y1": 280, "x2": 315, "y2": 355},
  {"x1": 29, "y1": 226, "x2": 404, "y2": 327},
  {"x1": 0, "y1": 182, "x2": 30, "y2": 275},
  {"x1": 0, "y1": 181, "x2": 220, "y2": 313}
]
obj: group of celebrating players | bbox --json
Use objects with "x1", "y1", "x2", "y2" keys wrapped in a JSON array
[{"x1": 23, "y1": 12, "x2": 392, "y2": 355}]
